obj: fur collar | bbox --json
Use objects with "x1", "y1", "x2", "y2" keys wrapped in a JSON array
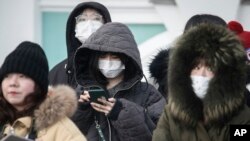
[
  {"x1": 167, "y1": 24, "x2": 247, "y2": 127},
  {"x1": 34, "y1": 85, "x2": 77, "y2": 130}
]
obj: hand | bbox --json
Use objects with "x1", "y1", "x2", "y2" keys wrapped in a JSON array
[
  {"x1": 78, "y1": 90, "x2": 90, "y2": 103},
  {"x1": 90, "y1": 98, "x2": 116, "y2": 115}
]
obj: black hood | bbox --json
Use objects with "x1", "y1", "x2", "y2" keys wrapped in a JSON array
[
  {"x1": 66, "y1": 2, "x2": 111, "y2": 58},
  {"x1": 149, "y1": 49, "x2": 170, "y2": 96},
  {"x1": 74, "y1": 22, "x2": 143, "y2": 88},
  {"x1": 167, "y1": 24, "x2": 247, "y2": 126}
]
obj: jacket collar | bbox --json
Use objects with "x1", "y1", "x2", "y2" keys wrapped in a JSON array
[{"x1": 34, "y1": 85, "x2": 77, "y2": 130}]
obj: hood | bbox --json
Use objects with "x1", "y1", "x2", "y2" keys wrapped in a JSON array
[
  {"x1": 167, "y1": 24, "x2": 247, "y2": 127},
  {"x1": 74, "y1": 22, "x2": 143, "y2": 87},
  {"x1": 34, "y1": 85, "x2": 77, "y2": 130},
  {"x1": 66, "y1": 2, "x2": 111, "y2": 70},
  {"x1": 149, "y1": 49, "x2": 170, "y2": 95}
]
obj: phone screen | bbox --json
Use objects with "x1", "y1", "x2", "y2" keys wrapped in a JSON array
[{"x1": 88, "y1": 87, "x2": 109, "y2": 104}]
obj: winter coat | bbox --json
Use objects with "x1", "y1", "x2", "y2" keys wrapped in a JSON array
[
  {"x1": 1, "y1": 85, "x2": 87, "y2": 141},
  {"x1": 152, "y1": 24, "x2": 250, "y2": 141},
  {"x1": 49, "y1": 2, "x2": 112, "y2": 87},
  {"x1": 72, "y1": 22, "x2": 166, "y2": 141}
]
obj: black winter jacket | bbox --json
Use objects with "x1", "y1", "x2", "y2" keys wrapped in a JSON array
[
  {"x1": 49, "y1": 2, "x2": 111, "y2": 87},
  {"x1": 72, "y1": 22, "x2": 166, "y2": 141}
]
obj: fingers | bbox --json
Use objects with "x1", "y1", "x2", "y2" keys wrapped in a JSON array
[
  {"x1": 108, "y1": 98, "x2": 116, "y2": 103},
  {"x1": 78, "y1": 91, "x2": 90, "y2": 103},
  {"x1": 98, "y1": 98, "x2": 113, "y2": 106},
  {"x1": 90, "y1": 98, "x2": 116, "y2": 115},
  {"x1": 91, "y1": 102, "x2": 110, "y2": 115}
]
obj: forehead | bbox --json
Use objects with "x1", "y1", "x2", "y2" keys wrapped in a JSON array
[{"x1": 81, "y1": 8, "x2": 100, "y2": 15}]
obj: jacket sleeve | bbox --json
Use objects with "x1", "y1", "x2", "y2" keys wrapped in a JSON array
[
  {"x1": 152, "y1": 105, "x2": 173, "y2": 141},
  {"x1": 111, "y1": 86, "x2": 166, "y2": 141},
  {"x1": 71, "y1": 102, "x2": 94, "y2": 135}
]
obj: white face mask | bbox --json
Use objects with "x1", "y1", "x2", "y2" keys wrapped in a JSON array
[
  {"x1": 98, "y1": 60, "x2": 125, "y2": 78},
  {"x1": 75, "y1": 20, "x2": 103, "y2": 43},
  {"x1": 191, "y1": 75, "x2": 212, "y2": 99}
]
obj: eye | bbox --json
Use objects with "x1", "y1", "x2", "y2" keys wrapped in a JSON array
[
  {"x1": 19, "y1": 74, "x2": 28, "y2": 78},
  {"x1": 110, "y1": 54, "x2": 119, "y2": 59},
  {"x1": 93, "y1": 17, "x2": 102, "y2": 21},
  {"x1": 75, "y1": 15, "x2": 88, "y2": 23},
  {"x1": 206, "y1": 67, "x2": 212, "y2": 72},
  {"x1": 99, "y1": 53, "x2": 109, "y2": 59},
  {"x1": 194, "y1": 66, "x2": 200, "y2": 70},
  {"x1": 4, "y1": 74, "x2": 11, "y2": 78}
]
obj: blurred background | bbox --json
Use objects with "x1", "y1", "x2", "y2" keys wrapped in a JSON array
[{"x1": 1, "y1": 0, "x2": 250, "y2": 78}]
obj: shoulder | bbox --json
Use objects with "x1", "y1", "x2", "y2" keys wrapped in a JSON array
[
  {"x1": 230, "y1": 105, "x2": 250, "y2": 124},
  {"x1": 49, "y1": 59, "x2": 68, "y2": 85},
  {"x1": 38, "y1": 117, "x2": 87, "y2": 141},
  {"x1": 49, "y1": 59, "x2": 67, "y2": 73},
  {"x1": 35, "y1": 85, "x2": 78, "y2": 131},
  {"x1": 136, "y1": 82, "x2": 166, "y2": 105}
]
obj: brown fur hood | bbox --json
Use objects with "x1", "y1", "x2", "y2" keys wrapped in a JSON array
[
  {"x1": 167, "y1": 24, "x2": 247, "y2": 127},
  {"x1": 34, "y1": 85, "x2": 77, "y2": 130}
]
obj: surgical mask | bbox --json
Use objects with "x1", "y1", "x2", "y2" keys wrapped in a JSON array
[
  {"x1": 75, "y1": 20, "x2": 103, "y2": 43},
  {"x1": 98, "y1": 60, "x2": 125, "y2": 78},
  {"x1": 191, "y1": 76, "x2": 212, "y2": 99}
]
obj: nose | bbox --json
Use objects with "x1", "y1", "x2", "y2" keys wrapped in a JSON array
[
  {"x1": 198, "y1": 67, "x2": 207, "y2": 76},
  {"x1": 8, "y1": 75, "x2": 19, "y2": 87}
]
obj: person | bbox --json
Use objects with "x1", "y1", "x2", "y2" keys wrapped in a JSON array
[
  {"x1": 149, "y1": 14, "x2": 227, "y2": 99},
  {"x1": 0, "y1": 41, "x2": 87, "y2": 141},
  {"x1": 71, "y1": 22, "x2": 166, "y2": 141},
  {"x1": 49, "y1": 1, "x2": 112, "y2": 87},
  {"x1": 228, "y1": 20, "x2": 250, "y2": 107},
  {"x1": 152, "y1": 24, "x2": 250, "y2": 141}
]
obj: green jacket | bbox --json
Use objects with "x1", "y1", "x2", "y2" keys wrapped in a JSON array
[{"x1": 153, "y1": 105, "x2": 250, "y2": 141}]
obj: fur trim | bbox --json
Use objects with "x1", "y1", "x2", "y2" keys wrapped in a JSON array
[
  {"x1": 149, "y1": 49, "x2": 169, "y2": 85},
  {"x1": 168, "y1": 24, "x2": 247, "y2": 127},
  {"x1": 149, "y1": 49, "x2": 170, "y2": 95},
  {"x1": 34, "y1": 85, "x2": 77, "y2": 130}
]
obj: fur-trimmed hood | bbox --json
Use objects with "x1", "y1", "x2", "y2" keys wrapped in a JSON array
[
  {"x1": 149, "y1": 49, "x2": 171, "y2": 96},
  {"x1": 167, "y1": 24, "x2": 247, "y2": 127},
  {"x1": 34, "y1": 85, "x2": 77, "y2": 130}
]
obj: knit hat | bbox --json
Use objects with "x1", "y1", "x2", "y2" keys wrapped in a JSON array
[
  {"x1": 0, "y1": 41, "x2": 49, "y2": 94},
  {"x1": 228, "y1": 21, "x2": 250, "y2": 61}
]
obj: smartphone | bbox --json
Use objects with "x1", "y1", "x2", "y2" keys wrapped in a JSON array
[
  {"x1": 1, "y1": 134, "x2": 32, "y2": 141},
  {"x1": 88, "y1": 86, "x2": 109, "y2": 104}
]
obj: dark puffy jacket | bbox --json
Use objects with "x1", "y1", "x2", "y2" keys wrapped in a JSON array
[
  {"x1": 72, "y1": 22, "x2": 166, "y2": 141},
  {"x1": 49, "y1": 2, "x2": 111, "y2": 87}
]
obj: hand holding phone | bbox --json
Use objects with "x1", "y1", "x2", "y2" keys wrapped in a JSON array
[{"x1": 88, "y1": 86, "x2": 109, "y2": 104}]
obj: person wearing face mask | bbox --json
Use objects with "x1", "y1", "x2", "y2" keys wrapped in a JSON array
[
  {"x1": 49, "y1": 1, "x2": 111, "y2": 87},
  {"x1": 152, "y1": 24, "x2": 250, "y2": 141},
  {"x1": 72, "y1": 22, "x2": 166, "y2": 141},
  {"x1": 149, "y1": 14, "x2": 227, "y2": 100}
]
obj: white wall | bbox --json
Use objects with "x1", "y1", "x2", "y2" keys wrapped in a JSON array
[
  {"x1": 1, "y1": 0, "x2": 250, "y2": 68},
  {"x1": 0, "y1": 0, "x2": 40, "y2": 65}
]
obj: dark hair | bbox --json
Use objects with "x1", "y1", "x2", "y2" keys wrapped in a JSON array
[
  {"x1": 88, "y1": 51, "x2": 137, "y2": 86},
  {"x1": 0, "y1": 84, "x2": 46, "y2": 124},
  {"x1": 184, "y1": 14, "x2": 226, "y2": 33},
  {"x1": 190, "y1": 57, "x2": 216, "y2": 71}
]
